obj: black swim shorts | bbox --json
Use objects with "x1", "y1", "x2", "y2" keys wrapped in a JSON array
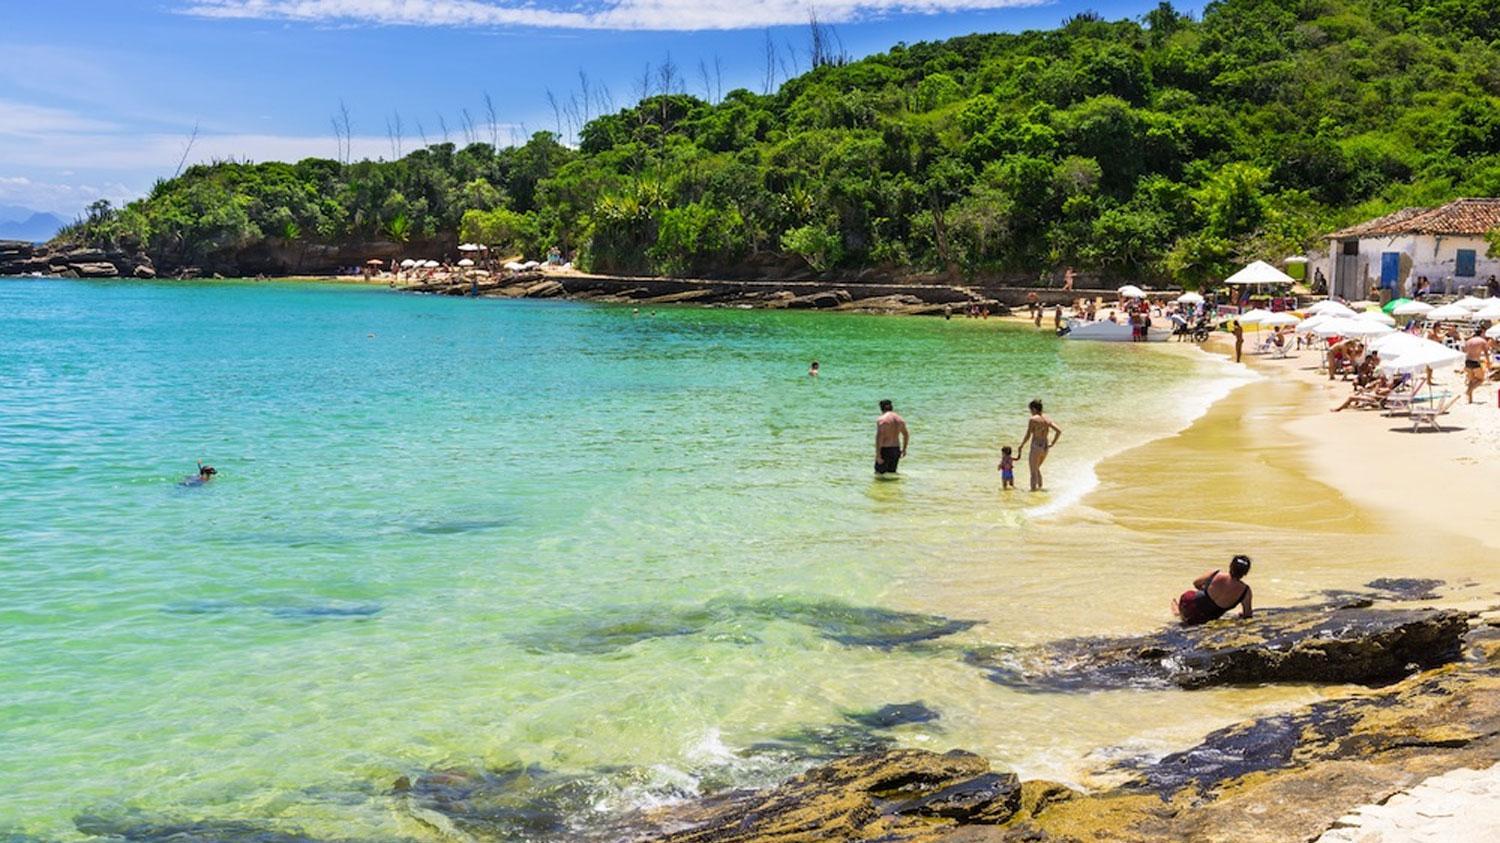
[
  {"x1": 876, "y1": 446, "x2": 902, "y2": 474},
  {"x1": 1466, "y1": 359, "x2": 1481, "y2": 369}
]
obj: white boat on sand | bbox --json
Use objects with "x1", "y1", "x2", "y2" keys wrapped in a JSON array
[{"x1": 1062, "y1": 318, "x2": 1172, "y2": 342}]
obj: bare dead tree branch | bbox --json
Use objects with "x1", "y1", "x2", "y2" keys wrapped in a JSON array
[
  {"x1": 394, "y1": 110, "x2": 404, "y2": 158},
  {"x1": 483, "y1": 92, "x2": 499, "y2": 148},
  {"x1": 331, "y1": 116, "x2": 344, "y2": 164},
  {"x1": 762, "y1": 30, "x2": 777, "y2": 94},
  {"x1": 636, "y1": 62, "x2": 654, "y2": 103},
  {"x1": 416, "y1": 120, "x2": 428, "y2": 148},
  {"x1": 338, "y1": 100, "x2": 353, "y2": 164},
  {"x1": 578, "y1": 70, "x2": 592, "y2": 124},
  {"x1": 173, "y1": 121, "x2": 200, "y2": 178},
  {"x1": 714, "y1": 55, "x2": 724, "y2": 102},
  {"x1": 460, "y1": 108, "x2": 476, "y2": 145},
  {"x1": 545, "y1": 88, "x2": 563, "y2": 137},
  {"x1": 437, "y1": 114, "x2": 450, "y2": 144}
]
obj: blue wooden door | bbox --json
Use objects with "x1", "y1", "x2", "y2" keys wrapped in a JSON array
[{"x1": 1380, "y1": 252, "x2": 1400, "y2": 289}]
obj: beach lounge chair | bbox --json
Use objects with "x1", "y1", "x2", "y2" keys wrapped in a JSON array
[
  {"x1": 1410, "y1": 394, "x2": 1461, "y2": 432},
  {"x1": 1380, "y1": 376, "x2": 1424, "y2": 416},
  {"x1": 1270, "y1": 338, "x2": 1294, "y2": 359}
]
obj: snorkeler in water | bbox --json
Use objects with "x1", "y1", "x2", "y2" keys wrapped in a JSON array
[{"x1": 182, "y1": 462, "x2": 217, "y2": 486}]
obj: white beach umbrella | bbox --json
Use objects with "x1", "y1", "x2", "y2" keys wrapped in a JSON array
[
  {"x1": 1260, "y1": 312, "x2": 1301, "y2": 327},
  {"x1": 1453, "y1": 295, "x2": 1488, "y2": 311},
  {"x1": 457, "y1": 258, "x2": 475, "y2": 267},
  {"x1": 1349, "y1": 321, "x2": 1395, "y2": 337},
  {"x1": 1237, "y1": 308, "x2": 1274, "y2": 324},
  {"x1": 1117, "y1": 284, "x2": 1147, "y2": 298},
  {"x1": 1487, "y1": 323, "x2": 1500, "y2": 339},
  {"x1": 457, "y1": 243, "x2": 484, "y2": 252},
  {"x1": 1367, "y1": 332, "x2": 1428, "y2": 356},
  {"x1": 523, "y1": 260, "x2": 541, "y2": 269},
  {"x1": 1313, "y1": 316, "x2": 1368, "y2": 337},
  {"x1": 423, "y1": 260, "x2": 440, "y2": 269},
  {"x1": 1392, "y1": 300, "x2": 1433, "y2": 317},
  {"x1": 1295, "y1": 314, "x2": 1332, "y2": 334},
  {"x1": 1426, "y1": 303, "x2": 1475, "y2": 321},
  {"x1": 504, "y1": 261, "x2": 525, "y2": 271},
  {"x1": 1473, "y1": 303, "x2": 1500, "y2": 321},
  {"x1": 1304, "y1": 300, "x2": 1358, "y2": 318},
  {"x1": 1377, "y1": 338, "x2": 1465, "y2": 374},
  {"x1": 399, "y1": 258, "x2": 417, "y2": 268},
  {"x1": 1357, "y1": 310, "x2": 1396, "y2": 326},
  {"x1": 1224, "y1": 260, "x2": 1296, "y2": 286},
  {"x1": 1175, "y1": 291, "x2": 1204, "y2": 304}
]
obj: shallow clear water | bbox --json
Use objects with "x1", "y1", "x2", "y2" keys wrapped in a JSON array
[{"x1": 0, "y1": 279, "x2": 1352, "y2": 840}]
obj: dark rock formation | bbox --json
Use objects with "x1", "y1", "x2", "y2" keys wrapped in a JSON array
[
  {"x1": 966, "y1": 605, "x2": 1467, "y2": 691},
  {"x1": 0, "y1": 240, "x2": 153, "y2": 280},
  {"x1": 73, "y1": 812, "x2": 357, "y2": 842},
  {"x1": 636, "y1": 749, "x2": 1021, "y2": 842},
  {"x1": 628, "y1": 636, "x2": 1500, "y2": 843},
  {"x1": 393, "y1": 764, "x2": 598, "y2": 841},
  {"x1": 514, "y1": 596, "x2": 978, "y2": 656},
  {"x1": 746, "y1": 702, "x2": 942, "y2": 764}
]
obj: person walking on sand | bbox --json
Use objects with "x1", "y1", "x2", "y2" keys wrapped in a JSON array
[
  {"x1": 1017, "y1": 399, "x2": 1061, "y2": 492},
  {"x1": 874, "y1": 399, "x2": 909, "y2": 476},
  {"x1": 1173, "y1": 555, "x2": 1254, "y2": 625},
  {"x1": 1464, "y1": 331, "x2": 1488, "y2": 403}
]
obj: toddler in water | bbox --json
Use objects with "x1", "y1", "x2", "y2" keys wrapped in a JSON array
[{"x1": 998, "y1": 446, "x2": 1015, "y2": 490}]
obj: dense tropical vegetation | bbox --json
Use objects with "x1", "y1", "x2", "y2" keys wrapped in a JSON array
[{"x1": 67, "y1": 0, "x2": 1500, "y2": 284}]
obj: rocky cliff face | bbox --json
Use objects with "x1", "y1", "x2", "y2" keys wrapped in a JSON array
[{"x1": 0, "y1": 240, "x2": 154, "y2": 279}]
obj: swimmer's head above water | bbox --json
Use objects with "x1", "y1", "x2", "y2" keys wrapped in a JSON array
[{"x1": 197, "y1": 462, "x2": 217, "y2": 480}]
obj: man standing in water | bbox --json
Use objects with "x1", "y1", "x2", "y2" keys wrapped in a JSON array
[
  {"x1": 1232, "y1": 319, "x2": 1245, "y2": 363},
  {"x1": 1017, "y1": 399, "x2": 1061, "y2": 492},
  {"x1": 874, "y1": 399, "x2": 909, "y2": 475}
]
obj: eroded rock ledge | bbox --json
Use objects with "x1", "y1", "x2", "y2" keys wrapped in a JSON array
[{"x1": 966, "y1": 605, "x2": 1468, "y2": 691}]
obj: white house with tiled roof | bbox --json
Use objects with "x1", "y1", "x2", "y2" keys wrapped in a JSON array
[{"x1": 1323, "y1": 198, "x2": 1500, "y2": 300}]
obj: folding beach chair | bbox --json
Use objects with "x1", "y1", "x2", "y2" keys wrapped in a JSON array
[
  {"x1": 1380, "y1": 376, "x2": 1424, "y2": 416},
  {"x1": 1410, "y1": 394, "x2": 1460, "y2": 432}
]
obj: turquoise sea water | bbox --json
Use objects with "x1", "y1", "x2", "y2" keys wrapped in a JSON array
[{"x1": 0, "y1": 279, "x2": 1242, "y2": 840}]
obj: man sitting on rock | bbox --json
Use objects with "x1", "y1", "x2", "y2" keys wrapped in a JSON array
[{"x1": 1173, "y1": 555, "x2": 1253, "y2": 625}]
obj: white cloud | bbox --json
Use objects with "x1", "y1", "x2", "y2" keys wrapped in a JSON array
[
  {"x1": 0, "y1": 176, "x2": 137, "y2": 217},
  {"x1": 179, "y1": 0, "x2": 1048, "y2": 31},
  {"x1": 0, "y1": 99, "x2": 119, "y2": 136},
  {"x1": 0, "y1": 130, "x2": 392, "y2": 172}
]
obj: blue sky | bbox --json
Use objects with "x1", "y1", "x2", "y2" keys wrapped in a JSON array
[{"x1": 0, "y1": 1, "x2": 1199, "y2": 218}]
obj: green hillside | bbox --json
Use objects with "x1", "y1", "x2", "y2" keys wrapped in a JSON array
[{"x1": 68, "y1": 0, "x2": 1500, "y2": 284}]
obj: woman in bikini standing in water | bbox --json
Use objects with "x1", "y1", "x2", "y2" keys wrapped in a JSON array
[{"x1": 1017, "y1": 399, "x2": 1061, "y2": 492}]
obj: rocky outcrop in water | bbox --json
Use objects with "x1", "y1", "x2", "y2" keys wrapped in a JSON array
[
  {"x1": 625, "y1": 619, "x2": 1500, "y2": 843},
  {"x1": 0, "y1": 240, "x2": 154, "y2": 279},
  {"x1": 965, "y1": 605, "x2": 1467, "y2": 691},
  {"x1": 636, "y1": 749, "x2": 1019, "y2": 842}
]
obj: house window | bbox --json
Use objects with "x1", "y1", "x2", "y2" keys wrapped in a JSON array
[
  {"x1": 1455, "y1": 249, "x2": 1476, "y2": 277},
  {"x1": 1342, "y1": 240, "x2": 1359, "y2": 255}
]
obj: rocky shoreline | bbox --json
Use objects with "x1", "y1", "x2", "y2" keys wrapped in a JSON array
[
  {"x1": 397, "y1": 270, "x2": 1018, "y2": 315},
  {"x1": 0, "y1": 240, "x2": 156, "y2": 279},
  {"x1": 621, "y1": 602, "x2": 1500, "y2": 843}
]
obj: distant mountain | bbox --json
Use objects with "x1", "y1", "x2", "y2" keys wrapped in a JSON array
[{"x1": 0, "y1": 211, "x2": 67, "y2": 243}]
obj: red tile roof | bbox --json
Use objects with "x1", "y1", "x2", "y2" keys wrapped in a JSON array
[{"x1": 1327, "y1": 198, "x2": 1500, "y2": 238}]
